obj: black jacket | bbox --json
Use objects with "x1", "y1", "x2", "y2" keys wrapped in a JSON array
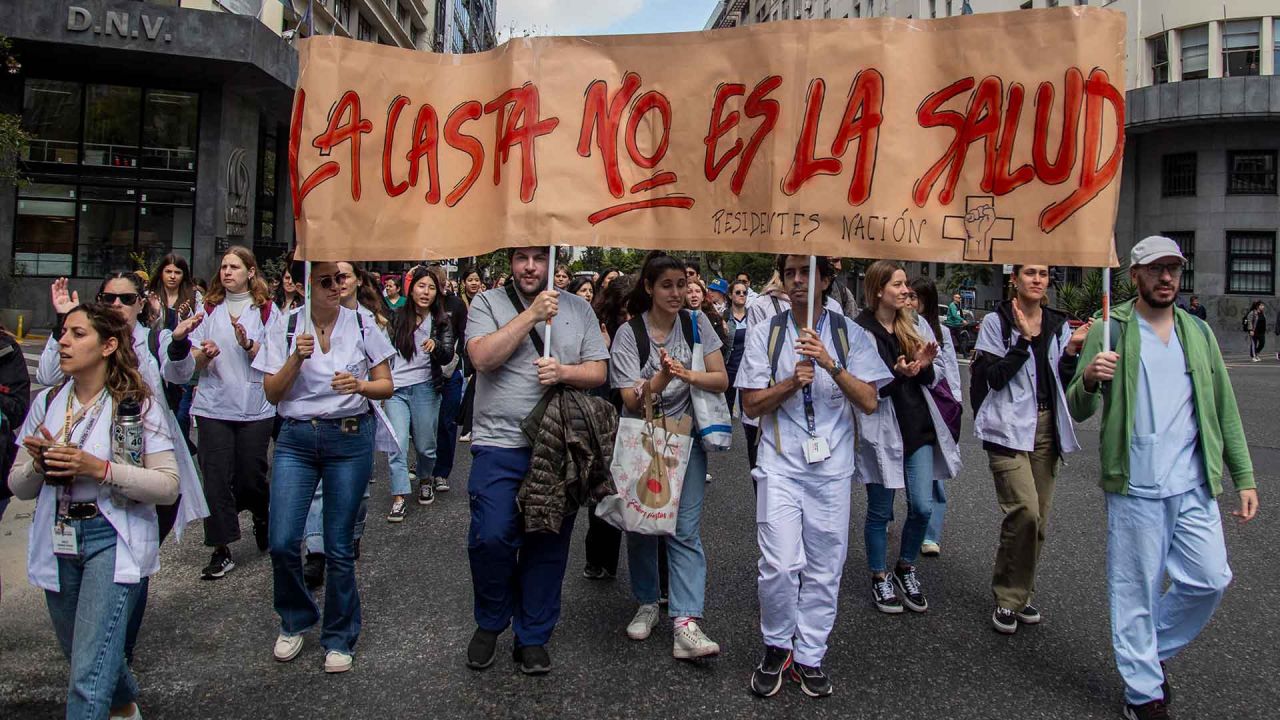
[{"x1": 0, "y1": 333, "x2": 31, "y2": 500}]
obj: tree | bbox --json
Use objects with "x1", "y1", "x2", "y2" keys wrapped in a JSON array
[
  {"x1": 1054, "y1": 267, "x2": 1137, "y2": 321},
  {"x1": 0, "y1": 37, "x2": 26, "y2": 190}
]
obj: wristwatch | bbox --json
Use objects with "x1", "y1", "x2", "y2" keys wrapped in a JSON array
[{"x1": 827, "y1": 359, "x2": 845, "y2": 377}]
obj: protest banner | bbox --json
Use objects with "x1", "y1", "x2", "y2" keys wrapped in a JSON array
[{"x1": 289, "y1": 7, "x2": 1124, "y2": 266}]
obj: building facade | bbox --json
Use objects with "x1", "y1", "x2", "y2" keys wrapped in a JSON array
[
  {"x1": 708, "y1": 1, "x2": 1280, "y2": 345},
  {"x1": 1, "y1": 0, "x2": 497, "y2": 328}
]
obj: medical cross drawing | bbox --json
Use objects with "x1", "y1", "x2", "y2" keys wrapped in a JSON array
[{"x1": 943, "y1": 195, "x2": 1014, "y2": 263}]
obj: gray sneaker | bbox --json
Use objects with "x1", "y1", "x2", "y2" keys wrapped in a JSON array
[
  {"x1": 433, "y1": 477, "x2": 451, "y2": 492},
  {"x1": 387, "y1": 497, "x2": 407, "y2": 523}
]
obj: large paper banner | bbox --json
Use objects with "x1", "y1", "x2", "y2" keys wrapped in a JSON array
[{"x1": 289, "y1": 7, "x2": 1124, "y2": 266}]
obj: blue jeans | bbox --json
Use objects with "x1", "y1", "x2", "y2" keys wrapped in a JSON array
[
  {"x1": 44, "y1": 515, "x2": 142, "y2": 718},
  {"x1": 865, "y1": 445, "x2": 935, "y2": 572},
  {"x1": 385, "y1": 381, "x2": 442, "y2": 495},
  {"x1": 305, "y1": 478, "x2": 371, "y2": 554},
  {"x1": 628, "y1": 443, "x2": 709, "y2": 618},
  {"x1": 434, "y1": 370, "x2": 464, "y2": 480},
  {"x1": 269, "y1": 414, "x2": 375, "y2": 654},
  {"x1": 468, "y1": 445, "x2": 576, "y2": 647},
  {"x1": 924, "y1": 477, "x2": 948, "y2": 545}
]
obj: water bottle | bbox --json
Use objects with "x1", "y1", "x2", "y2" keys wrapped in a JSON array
[{"x1": 111, "y1": 398, "x2": 145, "y2": 508}]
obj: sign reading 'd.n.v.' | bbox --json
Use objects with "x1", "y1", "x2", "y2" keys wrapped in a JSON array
[
  {"x1": 66, "y1": 5, "x2": 173, "y2": 43},
  {"x1": 289, "y1": 7, "x2": 1125, "y2": 267}
]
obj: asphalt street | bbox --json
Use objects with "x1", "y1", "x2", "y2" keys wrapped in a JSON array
[{"x1": 1, "y1": 355, "x2": 1277, "y2": 720}]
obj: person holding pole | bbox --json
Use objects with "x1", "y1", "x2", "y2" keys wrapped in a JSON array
[
  {"x1": 972, "y1": 265, "x2": 1090, "y2": 634},
  {"x1": 463, "y1": 246, "x2": 609, "y2": 675},
  {"x1": 256, "y1": 260, "x2": 396, "y2": 674},
  {"x1": 609, "y1": 251, "x2": 729, "y2": 660},
  {"x1": 1068, "y1": 236, "x2": 1258, "y2": 720},
  {"x1": 739, "y1": 254, "x2": 889, "y2": 698}
]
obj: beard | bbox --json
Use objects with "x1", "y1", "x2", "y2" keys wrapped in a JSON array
[{"x1": 1139, "y1": 284, "x2": 1177, "y2": 309}]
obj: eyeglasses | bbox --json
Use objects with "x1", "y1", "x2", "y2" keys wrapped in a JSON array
[
  {"x1": 1139, "y1": 263, "x2": 1184, "y2": 278},
  {"x1": 98, "y1": 292, "x2": 140, "y2": 306},
  {"x1": 733, "y1": 290, "x2": 747, "y2": 296},
  {"x1": 315, "y1": 272, "x2": 353, "y2": 290}
]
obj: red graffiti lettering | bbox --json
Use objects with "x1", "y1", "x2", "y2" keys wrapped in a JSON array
[
  {"x1": 782, "y1": 79, "x2": 843, "y2": 194},
  {"x1": 624, "y1": 91, "x2": 672, "y2": 169},
  {"x1": 483, "y1": 83, "x2": 560, "y2": 204},
  {"x1": 1039, "y1": 68, "x2": 1124, "y2": 232},
  {"x1": 289, "y1": 89, "x2": 338, "y2": 220},
  {"x1": 407, "y1": 104, "x2": 442, "y2": 205},
  {"x1": 443, "y1": 100, "x2": 484, "y2": 207},
  {"x1": 312, "y1": 90, "x2": 373, "y2": 202},
  {"x1": 734, "y1": 75, "x2": 782, "y2": 195},
  {"x1": 1032, "y1": 68, "x2": 1084, "y2": 185},
  {"x1": 703, "y1": 83, "x2": 746, "y2": 182},
  {"x1": 578, "y1": 73, "x2": 643, "y2": 198},
  {"x1": 780, "y1": 70, "x2": 884, "y2": 204},
  {"x1": 382, "y1": 96, "x2": 412, "y2": 198}
]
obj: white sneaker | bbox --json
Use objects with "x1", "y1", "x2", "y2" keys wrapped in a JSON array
[
  {"x1": 460, "y1": 433, "x2": 472, "y2": 443},
  {"x1": 673, "y1": 620, "x2": 721, "y2": 659},
  {"x1": 324, "y1": 649, "x2": 353, "y2": 673},
  {"x1": 626, "y1": 603, "x2": 661, "y2": 641},
  {"x1": 108, "y1": 704, "x2": 142, "y2": 720},
  {"x1": 273, "y1": 633, "x2": 304, "y2": 662}
]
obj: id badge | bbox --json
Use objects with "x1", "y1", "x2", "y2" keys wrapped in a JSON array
[
  {"x1": 52, "y1": 523, "x2": 78, "y2": 557},
  {"x1": 803, "y1": 436, "x2": 831, "y2": 464}
]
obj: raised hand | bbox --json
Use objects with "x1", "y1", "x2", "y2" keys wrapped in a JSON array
[
  {"x1": 172, "y1": 313, "x2": 205, "y2": 342},
  {"x1": 50, "y1": 278, "x2": 79, "y2": 315},
  {"x1": 232, "y1": 321, "x2": 250, "y2": 350},
  {"x1": 1068, "y1": 319, "x2": 1093, "y2": 355}
]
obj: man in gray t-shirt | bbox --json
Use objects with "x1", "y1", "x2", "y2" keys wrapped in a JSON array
[{"x1": 462, "y1": 246, "x2": 609, "y2": 676}]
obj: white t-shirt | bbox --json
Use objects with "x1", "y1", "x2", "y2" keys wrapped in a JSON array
[
  {"x1": 18, "y1": 383, "x2": 175, "y2": 589},
  {"x1": 189, "y1": 302, "x2": 276, "y2": 422},
  {"x1": 390, "y1": 315, "x2": 434, "y2": 389},
  {"x1": 253, "y1": 306, "x2": 396, "y2": 421},
  {"x1": 736, "y1": 310, "x2": 892, "y2": 479}
]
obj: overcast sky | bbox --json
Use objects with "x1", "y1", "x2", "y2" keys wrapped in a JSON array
[{"x1": 496, "y1": 0, "x2": 720, "y2": 40}]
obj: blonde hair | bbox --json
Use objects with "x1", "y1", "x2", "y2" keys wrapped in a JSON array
[
  {"x1": 204, "y1": 246, "x2": 272, "y2": 309},
  {"x1": 863, "y1": 260, "x2": 924, "y2": 359}
]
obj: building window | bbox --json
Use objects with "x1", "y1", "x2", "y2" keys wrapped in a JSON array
[
  {"x1": 1275, "y1": 19, "x2": 1280, "y2": 75},
  {"x1": 256, "y1": 125, "x2": 286, "y2": 263},
  {"x1": 397, "y1": 3, "x2": 409, "y2": 30},
  {"x1": 77, "y1": 186, "x2": 137, "y2": 278},
  {"x1": 1020, "y1": 1, "x2": 1032, "y2": 9},
  {"x1": 138, "y1": 188, "x2": 194, "y2": 265},
  {"x1": 1226, "y1": 231, "x2": 1276, "y2": 295},
  {"x1": 357, "y1": 13, "x2": 375, "y2": 41},
  {"x1": 1161, "y1": 152, "x2": 1196, "y2": 196},
  {"x1": 945, "y1": 0, "x2": 952, "y2": 15},
  {"x1": 930, "y1": 0, "x2": 936, "y2": 18},
  {"x1": 1047, "y1": 0, "x2": 1059, "y2": 7},
  {"x1": 1163, "y1": 231, "x2": 1195, "y2": 292},
  {"x1": 1150, "y1": 34, "x2": 1169, "y2": 84},
  {"x1": 1180, "y1": 25, "x2": 1209, "y2": 80},
  {"x1": 22, "y1": 80, "x2": 81, "y2": 164},
  {"x1": 936, "y1": 262, "x2": 946, "y2": 279},
  {"x1": 1222, "y1": 19, "x2": 1260, "y2": 77},
  {"x1": 333, "y1": 0, "x2": 350, "y2": 27},
  {"x1": 142, "y1": 90, "x2": 198, "y2": 173},
  {"x1": 1227, "y1": 150, "x2": 1278, "y2": 195},
  {"x1": 14, "y1": 184, "x2": 76, "y2": 277},
  {"x1": 84, "y1": 85, "x2": 141, "y2": 168}
]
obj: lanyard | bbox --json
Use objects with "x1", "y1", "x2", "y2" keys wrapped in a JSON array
[
  {"x1": 789, "y1": 312, "x2": 826, "y2": 437},
  {"x1": 54, "y1": 386, "x2": 109, "y2": 520}
]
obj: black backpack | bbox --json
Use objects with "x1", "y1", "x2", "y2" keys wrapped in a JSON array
[
  {"x1": 629, "y1": 310, "x2": 695, "y2": 369},
  {"x1": 968, "y1": 310, "x2": 1010, "y2": 417}
]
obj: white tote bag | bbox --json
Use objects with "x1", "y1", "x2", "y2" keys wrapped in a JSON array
[
  {"x1": 595, "y1": 388, "x2": 693, "y2": 536},
  {"x1": 689, "y1": 312, "x2": 733, "y2": 451}
]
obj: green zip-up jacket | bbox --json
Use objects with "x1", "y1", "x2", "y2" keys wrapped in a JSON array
[{"x1": 1066, "y1": 299, "x2": 1255, "y2": 497}]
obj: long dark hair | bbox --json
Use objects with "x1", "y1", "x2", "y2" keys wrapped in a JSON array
[
  {"x1": 148, "y1": 254, "x2": 196, "y2": 313},
  {"x1": 392, "y1": 265, "x2": 446, "y2": 361},
  {"x1": 626, "y1": 251, "x2": 685, "y2": 317},
  {"x1": 67, "y1": 302, "x2": 152, "y2": 407},
  {"x1": 910, "y1": 275, "x2": 943, "y2": 344},
  {"x1": 596, "y1": 273, "x2": 636, "y2": 340}
]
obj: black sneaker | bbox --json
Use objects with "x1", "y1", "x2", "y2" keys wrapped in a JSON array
[
  {"x1": 871, "y1": 575, "x2": 903, "y2": 614},
  {"x1": 790, "y1": 662, "x2": 834, "y2": 698},
  {"x1": 1160, "y1": 661, "x2": 1173, "y2": 705},
  {"x1": 303, "y1": 552, "x2": 325, "y2": 590},
  {"x1": 253, "y1": 515, "x2": 269, "y2": 553},
  {"x1": 418, "y1": 482, "x2": 436, "y2": 506},
  {"x1": 582, "y1": 564, "x2": 615, "y2": 580},
  {"x1": 1015, "y1": 604, "x2": 1042, "y2": 625},
  {"x1": 750, "y1": 646, "x2": 793, "y2": 698},
  {"x1": 1123, "y1": 699, "x2": 1170, "y2": 720},
  {"x1": 466, "y1": 628, "x2": 499, "y2": 670},
  {"x1": 892, "y1": 565, "x2": 928, "y2": 612},
  {"x1": 201, "y1": 547, "x2": 235, "y2": 580},
  {"x1": 992, "y1": 607, "x2": 1018, "y2": 635},
  {"x1": 514, "y1": 644, "x2": 552, "y2": 675}
]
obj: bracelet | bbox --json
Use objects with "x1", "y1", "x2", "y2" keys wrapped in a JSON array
[{"x1": 99, "y1": 460, "x2": 111, "y2": 485}]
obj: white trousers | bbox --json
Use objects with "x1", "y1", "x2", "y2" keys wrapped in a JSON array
[
  {"x1": 755, "y1": 468, "x2": 852, "y2": 666},
  {"x1": 1106, "y1": 484, "x2": 1232, "y2": 705}
]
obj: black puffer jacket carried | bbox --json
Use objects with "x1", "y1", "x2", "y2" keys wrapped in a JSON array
[{"x1": 518, "y1": 386, "x2": 619, "y2": 534}]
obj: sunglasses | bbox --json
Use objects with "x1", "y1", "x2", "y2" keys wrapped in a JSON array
[
  {"x1": 315, "y1": 272, "x2": 353, "y2": 290},
  {"x1": 98, "y1": 292, "x2": 140, "y2": 305},
  {"x1": 733, "y1": 290, "x2": 747, "y2": 296}
]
